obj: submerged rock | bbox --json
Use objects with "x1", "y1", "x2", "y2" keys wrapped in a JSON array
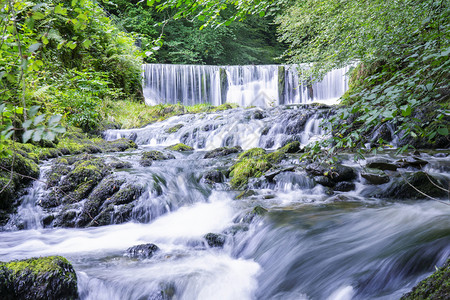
[
  {"x1": 203, "y1": 170, "x2": 224, "y2": 184},
  {"x1": 396, "y1": 157, "x2": 428, "y2": 169},
  {"x1": 0, "y1": 256, "x2": 78, "y2": 300},
  {"x1": 203, "y1": 233, "x2": 226, "y2": 248},
  {"x1": 361, "y1": 168, "x2": 390, "y2": 185},
  {"x1": 400, "y1": 259, "x2": 449, "y2": 300},
  {"x1": 242, "y1": 205, "x2": 268, "y2": 223},
  {"x1": 334, "y1": 181, "x2": 356, "y2": 192},
  {"x1": 204, "y1": 146, "x2": 242, "y2": 159},
  {"x1": 236, "y1": 190, "x2": 257, "y2": 199},
  {"x1": 125, "y1": 243, "x2": 160, "y2": 259},
  {"x1": 165, "y1": 143, "x2": 194, "y2": 152},
  {"x1": 165, "y1": 124, "x2": 184, "y2": 133},
  {"x1": 366, "y1": 158, "x2": 398, "y2": 171}
]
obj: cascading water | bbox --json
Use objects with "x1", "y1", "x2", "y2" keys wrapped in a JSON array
[
  {"x1": 1, "y1": 106, "x2": 449, "y2": 299},
  {"x1": 143, "y1": 64, "x2": 350, "y2": 107}
]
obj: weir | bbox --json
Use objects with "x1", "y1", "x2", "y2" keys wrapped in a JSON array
[{"x1": 142, "y1": 64, "x2": 350, "y2": 107}]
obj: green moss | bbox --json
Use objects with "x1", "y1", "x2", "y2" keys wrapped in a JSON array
[
  {"x1": 400, "y1": 259, "x2": 449, "y2": 300},
  {"x1": 266, "y1": 151, "x2": 286, "y2": 164},
  {"x1": 0, "y1": 256, "x2": 78, "y2": 300},
  {"x1": 238, "y1": 148, "x2": 266, "y2": 159},
  {"x1": 165, "y1": 143, "x2": 194, "y2": 152},
  {"x1": 278, "y1": 141, "x2": 301, "y2": 153},
  {"x1": 230, "y1": 148, "x2": 272, "y2": 189},
  {"x1": 165, "y1": 124, "x2": 184, "y2": 133}
]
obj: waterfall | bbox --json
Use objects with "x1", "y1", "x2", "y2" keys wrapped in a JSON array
[{"x1": 143, "y1": 64, "x2": 350, "y2": 107}]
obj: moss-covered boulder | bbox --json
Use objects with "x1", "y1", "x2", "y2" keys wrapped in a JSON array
[
  {"x1": 203, "y1": 170, "x2": 224, "y2": 184},
  {"x1": 306, "y1": 163, "x2": 356, "y2": 183},
  {"x1": 361, "y1": 168, "x2": 390, "y2": 185},
  {"x1": 204, "y1": 146, "x2": 242, "y2": 159},
  {"x1": 140, "y1": 150, "x2": 175, "y2": 166},
  {"x1": 400, "y1": 259, "x2": 449, "y2": 300},
  {"x1": 229, "y1": 148, "x2": 272, "y2": 189},
  {"x1": 165, "y1": 124, "x2": 184, "y2": 133},
  {"x1": 278, "y1": 141, "x2": 302, "y2": 153},
  {"x1": 0, "y1": 153, "x2": 40, "y2": 220},
  {"x1": 242, "y1": 205, "x2": 268, "y2": 223},
  {"x1": 0, "y1": 256, "x2": 78, "y2": 300},
  {"x1": 165, "y1": 143, "x2": 194, "y2": 152},
  {"x1": 381, "y1": 172, "x2": 448, "y2": 200}
]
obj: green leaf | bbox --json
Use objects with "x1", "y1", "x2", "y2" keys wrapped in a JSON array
[
  {"x1": 42, "y1": 36, "x2": 49, "y2": 45},
  {"x1": 48, "y1": 115, "x2": 62, "y2": 127},
  {"x1": 437, "y1": 127, "x2": 448, "y2": 136},
  {"x1": 259, "y1": 11, "x2": 266, "y2": 17},
  {"x1": 401, "y1": 105, "x2": 412, "y2": 117},
  {"x1": 82, "y1": 39, "x2": 92, "y2": 48},
  {"x1": 33, "y1": 114, "x2": 46, "y2": 126},
  {"x1": 42, "y1": 131, "x2": 56, "y2": 141},
  {"x1": 55, "y1": 5, "x2": 67, "y2": 15},
  {"x1": 23, "y1": 130, "x2": 34, "y2": 143},
  {"x1": 32, "y1": 12, "x2": 46, "y2": 20},
  {"x1": 28, "y1": 43, "x2": 42, "y2": 52},
  {"x1": 28, "y1": 106, "x2": 40, "y2": 117},
  {"x1": 51, "y1": 126, "x2": 66, "y2": 134}
]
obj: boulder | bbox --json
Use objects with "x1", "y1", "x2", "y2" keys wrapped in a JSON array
[
  {"x1": 140, "y1": 151, "x2": 175, "y2": 166},
  {"x1": 203, "y1": 233, "x2": 226, "y2": 248},
  {"x1": 366, "y1": 158, "x2": 398, "y2": 171},
  {"x1": 0, "y1": 256, "x2": 78, "y2": 300},
  {"x1": 235, "y1": 190, "x2": 257, "y2": 199},
  {"x1": 242, "y1": 205, "x2": 268, "y2": 223},
  {"x1": 278, "y1": 141, "x2": 302, "y2": 153},
  {"x1": 203, "y1": 170, "x2": 224, "y2": 184},
  {"x1": 334, "y1": 182, "x2": 356, "y2": 192},
  {"x1": 396, "y1": 157, "x2": 428, "y2": 169},
  {"x1": 204, "y1": 146, "x2": 242, "y2": 159},
  {"x1": 165, "y1": 143, "x2": 194, "y2": 152},
  {"x1": 361, "y1": 168, "x2": 390, "y2": 185},
  {"x1": 165, "y1": 124, "x2": 184, "y2": 133},
  {"x1": 400, "y1": 259, "x2": 449, "y2": 300},
  {"x1": 125, "y1": 243, "x2": 160, "y2": 259},
  {"x1": 327, "y1": 164, "x2": 357, "y2": 182},
  {"x1": 314, "y1": 176, "x2": 335, "y2": 187},
  {"x1": 107, "y1": 159, "x2": 132, "y2": 169}
]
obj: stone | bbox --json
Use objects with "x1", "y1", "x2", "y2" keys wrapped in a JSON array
[
  {"x1": 203, "y1": 233, "x2": 226, "y2": 248},
  {"x1": 204, "y1": 146, "x2": 242, "y2": 159},
  {"x1": 242, "y1": 205, "x2": 268, "y2": 223},
  {"x1": 203, "y1": 170, "x2": 223, "y2": 184},
  {"x1": 327, "y1": 164, "x2": 357, "y2": 182},
  {"x1": 165, "y1": 143, "x2": 194, "y2": 152},
  {"x1": 125, "y1": 243, "x2": 160, "y2": 259},
  {"x1": 361, "y1": 168, "x2": 390, "y2": 185},
  {"x1": 396, "y1": 157, "x2": 428, "y2": 169},
  {"x1": 314, "y1": 176, "x2": 335, "y2": 187},
  {"x1": 0, "y1": 256, "x2": 78, "y2": 300},
  {"x1": 334, "y1": 182, "x2": 356, "y2": 192},
  {"x1": 165, "y1": 124, "x2": 184, "y2": 134},
  {"x1": 366, "y1": 158, "x2": 398, "y2": 171}
]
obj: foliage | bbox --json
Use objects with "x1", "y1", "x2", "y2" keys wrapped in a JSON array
[
  {"x1": 104, "y1": 0, "x2": 286, "y2": 64},
  {"x1": 278, "y1": 0, "x2": 450, "y2": 158}
]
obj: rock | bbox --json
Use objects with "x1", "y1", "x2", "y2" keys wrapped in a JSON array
[
  {"x1": 361, "y1": 168, "x2": 390, "y2": 185},
  {"x1": 314, "y1": 176, "x2": 335, "y2": 187},
  {"x1": 382, "y1": 171, "x2": 448, "y2": 200},
  {"x1": 366, "y1": 158, "x2": 398, "y2": 171},
  {"x1": 45, "y1": 164, "x2": 71, "y2": 188},
  {"x1": 264, "y1": 166, "x2": 295, "y2": 181},
  {"x1": 107, "y1": 159, "x2": 132, "y2": 169},
  {"x1": 203, "y1": 170, "x2": 223, "y2": 184},
  {"x1": 125, "y1": 243, "x2": 160, "y2": 259},
  {"x1": 396, "y1": 157, "x2": 428, "y2": 169},
  {"x1": 127, "y1": 132, "x2": 137, "y2": 142},
  {"x1": 203, "y1": 233, "x2": 226, "y2": 248},
  {"x1": 0, "y1": 256, "x2": 78, "y2": 300},
  {"x1": 105, "y1": 183, "x2": 145, "y2": 206},
  {"x1": 165, "y1": 143, "x2": 194, "y2": 152},
  {"x1": 400, "y1": 259, "x2": 449, "y2": 300},
  {"x1": 334, "y1": 182, "x2": 356, "y2": 192},
  {"x1": 141, "y1": 151, "x2": 175, "y2": 167},
  {"x1": 242, "y1": 205, "x2": 268, "y2": 223},
  {"x1": 278, "y1": 141, "x2": 302, "y2": 153},
  {"x1": 327, "y1": 164, "x2": 357, "y2": 182},
  {"x1": 204, "y1": 146, "x2": 242, "y2": 159},
  {"x1": 305, "y1": 163, "x2": 327, "y2": 176},
  {"x1": 102, "y1": 138, "x2": 137, "y2": 152},
  {"x1": 165, "y1": 124, "x2": 184, "y2": 134},
  {"x1": 235, "y1": 190, "x2": 257, "y2": 199},
  {"x1": 252, "y1": 110, "x2": 265, "y2": 120}
]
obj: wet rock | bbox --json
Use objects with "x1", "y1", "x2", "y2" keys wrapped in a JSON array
[
  {"x1": 314, "y1": 176, "x2": 335, "y2": 187},
  {"x1": 223, "y1": 224, "x2": 249, "y2": 235},
  {"x1": 203, "y1": 233, "x2": 226, "y2": 248},
  {"x1": 45, "y1": 164, "x2": 71, "y2": 188},
  {"x1": 141, "y1": 151, "x2": 175, "y2": 167},
  {"x1": 265, "y1": 166, "x2": 295, "y2": 181},
  {"x1": 278, "y1": 141, "x2": 302, "y2": 153},
  {"x1": 242, "y1": 205, "x2": 268, "y2": 223},
  {"x1": 112, "y1": 203, "x2": 135, "y2": 224},
  {"x1": 165, "y1": 124, "x2": 184, "y2": 134},
  {"x1": 396, "y1": 157, "x2": 428, "y2": 169},
  {"x1": 53, "y1": 209, "x2": 77, "y2": 228},
  {"x1": 327, "y1": 165, "x2": 357, "y2": 182},
  {"x1": 361, "y1": 168, "x2": 390, "y2": 185},
  {"x1": 125, "y1": 243, "x2": 160, "y2": 259},
  {"x1": 105, "y1": 183, "x2": 145, "y2": 206},
  {"x1": 400, "y1": 258, "x2": 449, "y2": 300},
  {"x1": 203, "y1": 170, "x2": 223, "y2": 184},
  {"x1": 204, "y1": 146, "x2": 242, "y2": 159},
  {"x1": 102, "y1": 138, "x2": 137, "y2": 152},
  {"x1": 252, "y1": 110, "x2": 265, "y2": 120},
  {"x1": 381, "y1": 172, "x2": 448, "y2": 200},
  {"x1": 334, "y1": 182, "x2": 356, "y2": 192},
  {"x1": 235, "y1": 190, "x2": 257, "y2": 199},
  {"x1": 305, "y1": 163, "x2": 327, "y2": 176},
  {"x1": 285, "y1": 113, "x2": 311, "y2": 134},
  {"x1": 366, "y1": 158, "x2": 398, "y2": 171},
  {"x1": 0, "y1": 256, "x2": 78, "y2": 300},
  {"x1": 165, "y1": 143, "x2": 194, "y2": 152},
  {"x1": 107, "y1": 159, "x2": 132, "y2": 169},
  {"x1": 127, "y1": 132, "x2": 137, "y2": 142}
]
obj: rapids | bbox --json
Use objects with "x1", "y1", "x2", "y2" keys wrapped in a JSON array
[{"x1": 1, "y1": 106, "x2": 449, "y2": 300}]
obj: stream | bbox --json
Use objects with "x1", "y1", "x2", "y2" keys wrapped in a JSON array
[{"x1": 0, "y1": 105, "x2": 449, "y2": 299}]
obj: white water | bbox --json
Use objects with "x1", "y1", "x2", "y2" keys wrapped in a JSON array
[{"x1": 143, "y1": 64, "x2": 350, "y2": 107}]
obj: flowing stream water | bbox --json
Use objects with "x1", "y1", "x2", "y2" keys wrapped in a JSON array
[{"x1": 1, "y1": 82, "x2": 449, "y2": 299}]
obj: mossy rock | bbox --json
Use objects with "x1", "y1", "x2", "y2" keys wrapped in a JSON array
[
  {"x1": 278, "y1": 141, "x2": 302, "y2": 153},
  {"x1": 236, "y1": 190, "x2": 257, "y2": 199},
  {"x1": 242, "y1": 205, "x2": 268, "y2": 223},
  {"x1": 165, "y1": 143, "x2": 194, "y2": 152},
  {"x1": 0, "y1": 153, "x2": 40, "y2": 210},
  {"x1": 203, "y1": 233, "x2": 226, "y2": 248},
  {"x1": 266, "y1": 151, "x2": 286, "y2": 164},
  {"x1": 382, "y1": 172, "x2": 448, "y2": 200},
  {"x1": 229, "y1": 148, "x2": 273, "y2": 189},
  {"x1": 140, "y1": 151, "x2": 175, "y2": 166},
  {"x1": 400, "y1": 259, "x2": 449, "y2": 300},
  {"x1": 0, "y1": 256, "x2": 78, "y2": 300},
  {"x1": 204, "y1": 146, "x2": 242, "y2": 159},
  {"x1": 105, "y1": 183, "x2": 145, "y2": 206},
  {"x1": 165, "y1": 124, "x2": 184, "y2": 133}
]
